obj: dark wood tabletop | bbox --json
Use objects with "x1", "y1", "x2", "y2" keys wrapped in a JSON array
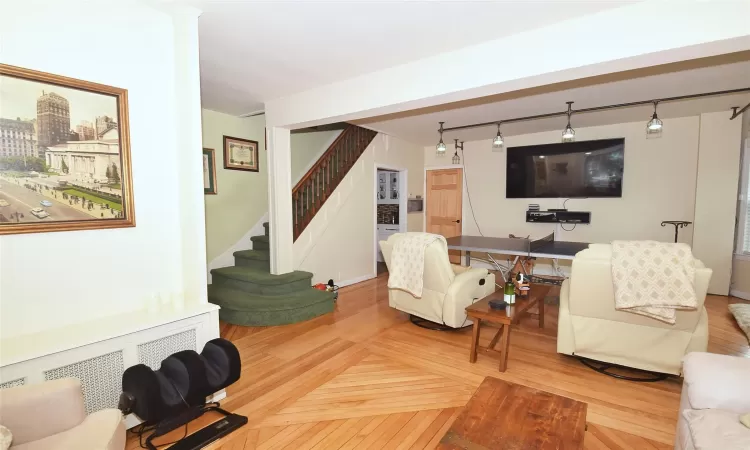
[
  {"x1": 466, "y1": 284, "x2": 550, "y2": 325},
  {"x1": 438, "y1": 377, "x2": 587, "y2": 450}
]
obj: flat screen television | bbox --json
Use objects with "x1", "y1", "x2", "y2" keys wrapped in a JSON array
[{"x1": 506, "y1": 138, "x2": 624, "y2": 198}]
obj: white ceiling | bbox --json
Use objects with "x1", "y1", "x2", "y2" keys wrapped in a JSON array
[
  {"x1": 357, "y1": 58, "x2": 750, "y2": 146},
  {"x1": 194, "y1": 0, "x2": 637, "y2": 115}
]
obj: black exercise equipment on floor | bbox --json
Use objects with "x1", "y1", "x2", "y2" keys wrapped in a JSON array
[
  {"x1": 119, "y1": 338, "x2": 247, "y2": 449},
  {"x1": 577, "y1": 356, "x2": 670, "y2": 382}
]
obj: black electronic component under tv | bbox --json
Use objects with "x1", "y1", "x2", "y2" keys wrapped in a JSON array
[{"x1": 506, "y1": 138, "x2": 624, "y2": 198}]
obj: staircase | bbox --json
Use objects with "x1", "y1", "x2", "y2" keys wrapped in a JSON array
[
  {"x1": 293, "y1": 125, "x2": 378, "y2": 240},
  {"x1": 208, "y1": 124, "x2": 377, "y2": 326},
  {"x1": 208, "y1": 221, "x2": 335, "y2": 326}
]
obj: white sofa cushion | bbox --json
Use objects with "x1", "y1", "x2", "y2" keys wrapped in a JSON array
[
  {"x1": 683, "y1": 353, "x2": 750, "y2": 413},
  {"x1": 683, "y1": 409, "x2": 750, "y2": 450}
]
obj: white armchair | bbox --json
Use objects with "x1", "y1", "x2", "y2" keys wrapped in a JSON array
[
  {"x1": 0, "y1": 378, "x2": 125, "y2": 450},
  {"x1": 380, "y1": 233, "x2": 496, "y2": 328},
  {"x1": 558, "y1": 244, "x2": 711, "y2": 375}
]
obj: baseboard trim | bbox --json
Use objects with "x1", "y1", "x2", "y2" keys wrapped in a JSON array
[
  {"x1": 337, "y1": 274, "x2": 376, "y2": 288},
  {"x1": 730, "y1": 289, "x2": 750, "y2": 300}
]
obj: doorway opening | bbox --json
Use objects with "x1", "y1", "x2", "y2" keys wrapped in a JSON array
[{"x1": 375, "y1": 166, "x2": 407, "y2": 275}]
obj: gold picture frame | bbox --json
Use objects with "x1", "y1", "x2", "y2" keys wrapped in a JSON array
[
  {"x1": 223, "y1": 135, "x2": 259, "y2": 172},
  {"x1": 0, "y1": 64, "x2": 135, "y2": 235}
]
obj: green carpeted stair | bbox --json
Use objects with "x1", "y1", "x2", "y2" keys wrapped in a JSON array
[{"x1": 208, "y1": 223, "x2": 335, "y2": 326}]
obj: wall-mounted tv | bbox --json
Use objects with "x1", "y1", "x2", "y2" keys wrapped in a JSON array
[{"x1": 506, "y1": 138, "x2": 624, "y2": 198}]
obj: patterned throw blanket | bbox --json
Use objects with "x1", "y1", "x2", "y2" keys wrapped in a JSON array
[
  {"x1": 611, "y1": 240, "x2": 698, "y2": 324},
  {"x1": 387, "y1": 233, "x2": 447, "y2": 298}
]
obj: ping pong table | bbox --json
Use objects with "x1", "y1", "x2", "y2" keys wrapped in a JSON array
[{"x1": 446, "y1": 233, "x2": 589, "y2": 276}]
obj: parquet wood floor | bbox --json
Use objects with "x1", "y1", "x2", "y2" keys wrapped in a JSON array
[{"x1": 127, "y1": 275, "x2": 749, "y2": 450}]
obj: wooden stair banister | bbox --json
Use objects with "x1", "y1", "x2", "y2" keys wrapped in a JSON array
[{"x1": 292, "y1": 125, "x2": 378, "y2": 240}]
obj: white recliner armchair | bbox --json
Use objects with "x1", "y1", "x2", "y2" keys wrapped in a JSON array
[
  {"x1": 380, "y1": 233, "x2": 496, "y2": 328},
  {"x1": 0, "y1": 378, "x2": 125, "y2": 450},
  {"x1": 557, "y1": 244, "x2": 711, "y2": 375}
]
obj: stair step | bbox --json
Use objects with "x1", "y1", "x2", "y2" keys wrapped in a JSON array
[
  {"x1": 211, "y1": 266, "x2": 312, "y2": 295},
  {"x1": 263, "y1": 222, "x2": 269, "y2": 237},
  {"x1": 208, "y1": 285, "x2": 335, "y2": 326},
  {"x1": 251, "y1": 235, "x2": 269, "y2": 250},
  {"x1": 233, "y1": 249, "x2": 270, "y2": 270}
]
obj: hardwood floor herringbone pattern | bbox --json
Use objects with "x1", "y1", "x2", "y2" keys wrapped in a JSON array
[
  {"x1": 254, "y1": 354, "x2": 475, "y2": 427},
  {"x1": 126, "y1": 274, "x2": 749, "y2": 450}
]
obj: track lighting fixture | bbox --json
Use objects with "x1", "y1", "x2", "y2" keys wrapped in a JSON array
[
  {"x1": 433, "y1": 87, "x2": 749, "y2": 151},
  {"x1": 562, "y1": 101, "x2": 575, "y2": 143},
  {"x1": 646, "y1": 101, "x2": 663, "y2": 138},
  {"x1": 492, "y1": 123, "x2": 504, "y2": 152},
  {"x1": 436, "y1": 121, "x2": 447, "y2": 156},
  {"x1": 453, "y1": 139, "x2": 463, "y2": 165}
]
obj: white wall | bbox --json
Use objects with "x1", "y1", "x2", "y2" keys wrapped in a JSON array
[
  {"x1": 426, "y1": 117, "x2": 701, "y2": 245},
  {"x1": 294, "y1": 134, "x2": 424, "y2": 285},
  {"x1": 693, "y1": 111, "x2": 742, "y2": 295},
  {"x1": 0, "y1": 1, "x2": 205, "y2": 339},
  {"x1": 423, "y1": 115, "x2": 742, "y2": 293}
]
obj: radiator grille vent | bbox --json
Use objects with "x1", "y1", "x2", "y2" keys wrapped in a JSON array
[
  {"x1": 137, "y1": 329, "x2": 197, "y2": 370},
  {"x1": 0, "y1": 378, "x2": 26, "y2": 389},
  {"x1": 44, "y1": 351, "x2": 124, "y2": 414}
]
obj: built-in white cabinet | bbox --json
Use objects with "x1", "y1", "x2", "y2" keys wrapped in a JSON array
[
  {"x1": 376, "y1": 224, "x2": 401, "y2": 262},
  {"x1": 377, "y1": 171, "x2": 400, "y2": 205}
]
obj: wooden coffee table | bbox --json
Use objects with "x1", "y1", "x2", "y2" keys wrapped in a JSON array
[
  {"x1": 438, "y1": 377, "x2": 587, "y2": 449},
  {"x1": 466, "y1": 284, "x2": 550, "y2": 372}
]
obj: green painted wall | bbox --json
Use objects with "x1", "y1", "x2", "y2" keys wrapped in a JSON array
[
  {"x1": 202, "y1": 109, "x2": 344, "y2": 265},
  {"x1": 202, "y1": 109, "x2": 267, "y2": 262},
  {"x1": 290, "y1": 130, "x2": 341, "y2": 182}
]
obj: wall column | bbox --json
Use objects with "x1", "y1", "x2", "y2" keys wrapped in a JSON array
[
  {"x1": 692, "y1": 111, "x2": 743, "y2": 295},
  {"x1": 267, "y1": 126, "x2": 294, "y2": 274}
]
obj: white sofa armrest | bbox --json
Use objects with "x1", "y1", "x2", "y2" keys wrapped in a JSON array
[
  {"x1": 446, "y1": 268, "x2": 489, "y2": 299},
  {"x1": 0, "y1": 378, "x2": 87, "y2": 445},
  {"x1": 683, "y1": 352, "x2": 750, "y2": 413},
  {"x1": 451, "y1": 264, "x2": 470, "y2": 275},
  {"x1": 443, "y1": 268, "x2": 493, "y2": 328}
]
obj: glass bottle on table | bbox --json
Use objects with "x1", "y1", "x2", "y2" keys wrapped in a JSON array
[{"x1": 503, "y1": 279, "x2": 516, "y2": 305}]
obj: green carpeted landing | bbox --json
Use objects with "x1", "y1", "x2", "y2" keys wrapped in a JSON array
[{"x1": 208, "y1": 223, "x2": 334, "y2": 326}]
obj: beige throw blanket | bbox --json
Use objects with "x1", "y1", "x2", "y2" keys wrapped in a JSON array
[
  {"x1": 387, "y1": 232, "x2": 447, "y2": 298},
  {"x1": 611, "y1": 240, "x2": 697, "y2": 324}
]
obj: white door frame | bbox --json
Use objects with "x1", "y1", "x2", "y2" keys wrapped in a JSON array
[
  {"x1": 423, "y1": 165, "x2": 465, "y2": 232},
  {"x1": 373, "y1": 165, "x2": 408, "y2": 276}
]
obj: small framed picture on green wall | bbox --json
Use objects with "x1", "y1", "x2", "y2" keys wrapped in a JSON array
[
  {"x1": 203, "y1": 148, "x2": 217, "y2": 195},
  {"x1": 223, "y1": 135, "x2": 259, "y2": 172}
]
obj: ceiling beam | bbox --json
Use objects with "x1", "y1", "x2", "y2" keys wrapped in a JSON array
[{"x1": 265, "y1": 1, "x2": 750, "y2": 130}]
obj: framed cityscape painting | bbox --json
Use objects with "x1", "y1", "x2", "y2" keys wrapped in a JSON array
[
  {"x1": 223, "y1": 135, "x2": 259, "y2": 172},
  {"x1": 0, "y1": 64, "x2": 135, "y2": 235},
  {"x1": 203, "y1": 148, "x2": 217, "y2": 195}
]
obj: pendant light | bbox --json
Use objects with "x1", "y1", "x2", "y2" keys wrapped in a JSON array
[
  {"x1": 646, "y1": 101, "x2": 663, "y2": 138},
  {"x1": 453, "y1": 139, "x2": 462, "y2": 165},
  {"x1": 436, "y1": 121, "x2": 447, "y2": 156},
  {"x1": 562, "y1": 101, "x2": 575, "y2": 143},
  {"x1": 492, "y1": 123, "x2": 504, "y2": 152}
]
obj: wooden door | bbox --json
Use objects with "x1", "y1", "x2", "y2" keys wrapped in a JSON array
[{"x1": 426, "y1": 169, "x2": 463, "y2": 263}]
